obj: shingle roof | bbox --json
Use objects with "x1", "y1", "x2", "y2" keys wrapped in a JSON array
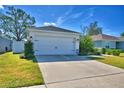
[
  {"x1": 30, "y1": 26, "x2": 79, "y2": 34},
  {"x1": 91, "y1": 34, "x2": 119, "y2": 41},
  {"x1": 118, "y1": 37, "x2": 124, "y2": 41}
]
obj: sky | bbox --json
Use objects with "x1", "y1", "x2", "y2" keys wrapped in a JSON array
[{"x1": 0, "y1": 5, "x2": 124, "y2": 36}]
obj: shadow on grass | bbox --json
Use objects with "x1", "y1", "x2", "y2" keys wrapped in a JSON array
[
  {"x1": 19, "y1": 53, "x2": 37, "y2": 62},
  {"x1": 24, "y1": 56, "x2": 37, "y2": 62},
  {"x1": 29, "y1": 56, "x2": 37, "y2": 62},
  {"x1": 89, "y1": 57, "x2": 105, "y2": 60}
]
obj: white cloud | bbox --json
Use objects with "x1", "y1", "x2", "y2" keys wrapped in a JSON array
[
  {"x1": 51, "y1": 23, "x2": 56, "y2": 26},
  {"x1": 88, "y1": 7, "x2": 95, "y2": 17},
  {"x1": 44, "y1": 22, "x2": 51, "y2": 26},
  {"x1": 0, "y1": 5, "x2": 4, "y2": 9},
  {"x1": 43, "y1": 22, "x2": 56, "y2": 26},
  {"x1": 56, "y1": 12, "x2": 82, "y2": 26},
  {"x1": 70, "y1": 12, "x2": 84, "y2": 19},
  {"x1": 56, "y1": 16, "x2": 65, "y2": 26},
  {"x1": 81, "y1": 7, "x2": 96, "y2": 23},
  {"x1": 56, "y1": 7, "x2": 96, "y2": 26},
  {"x1": 56, "y1": 7, "x2": 73, "y2": 26},
  {"x1": 65, "y1": 6, "x2": 73, "y2": 16}
]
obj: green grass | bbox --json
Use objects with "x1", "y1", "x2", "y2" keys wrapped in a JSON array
[
  {"x1": 119, "y1": 53, "x2": 124, "y2": 57},
  {"x1": 91, "y1": 56, "x2": 124, "y2": 69},
  {"x1": 0, "y1": 52, "x2": 44, "y2": 88}
]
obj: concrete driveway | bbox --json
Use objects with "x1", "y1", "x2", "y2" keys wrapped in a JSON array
[
  {"x1": 36, "y1": 55, "x2": 89, "y2": 62},
  {"x1": 36, "y1": 56, "x2": 124, "y2": 88}
]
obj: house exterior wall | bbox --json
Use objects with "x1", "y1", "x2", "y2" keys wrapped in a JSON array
[
  {"x1": 116, "y1": 41, "x2": 124, "y2": 51},
  {"x1": 29, "y1": 29, "x2": 80, "y2": 55},
  {"x1": 93, "y1": 40, "x2": 102, "y2": 48},
  {"x1": 12, "y1": 41, "x2": 24, "y2": 53},
  {"x1": 0, "y1": 37, "x2": 12, "y2": 53},
  {"x1": 102, "y1": 41, "x2": 116, "y2": 48},
  {"x1": 93, "y1": 40, "x2": 116, "y2": 48}
]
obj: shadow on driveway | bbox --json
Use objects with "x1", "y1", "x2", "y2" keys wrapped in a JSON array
[{"x1": 35, "y1": 55, "x2": 92, "y2": 62}]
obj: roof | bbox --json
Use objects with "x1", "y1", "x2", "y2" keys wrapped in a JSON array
[
  {"x1": 118, "y1": 37, "x2": 124, "y2": 41},
  {"x1": 91, "y1": 34, "x2": 119, "y2": 41},
  {"x1": 29, "y1": 26, "x2": 79, "y2": 34}
]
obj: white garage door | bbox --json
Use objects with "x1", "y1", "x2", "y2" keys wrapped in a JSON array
[{"x1": 33, "y1": 36, "x2": 75, "y2": 55}]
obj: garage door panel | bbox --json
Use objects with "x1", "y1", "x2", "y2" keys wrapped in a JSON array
[{"x1": 33, "y1": 36, "x2": 75, "y2": 55}]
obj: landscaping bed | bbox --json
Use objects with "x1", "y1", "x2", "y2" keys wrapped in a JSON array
[{"x1": 0, "y1": 52, "x2": 44, "y2": 88}]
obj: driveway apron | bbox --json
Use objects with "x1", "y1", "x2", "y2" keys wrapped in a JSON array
[{"x1": 37, "y1": 56, "x2": 124, "y2": 88}]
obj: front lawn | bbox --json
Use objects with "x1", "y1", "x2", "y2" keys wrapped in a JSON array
[
  {"x1": 91, "y1": 55, "x2": 124, "y2": 69},
  {"x1": 119, "y1": 53, "x2": 124, "y2": 57},
  {"x1": 0, "y1": 52, "x2": 44, "y2": 88}
]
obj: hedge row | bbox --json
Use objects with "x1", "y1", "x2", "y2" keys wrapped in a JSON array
[{"x1": 102, "y1": 48, "x2": 122, "y2": 56}]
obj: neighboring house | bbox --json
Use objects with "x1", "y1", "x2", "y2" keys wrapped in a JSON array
[
  {"x1": 91, "y1": 34, "x2": 124, "y2": 51},
  {"x1": 0, "y1": 36, "x2": 12, "y2": 53},
  {"x1": 116, "y1": 37, "x2": 124, "y2": 51},
  {"x1": 27, "y1": 26, "x2": 80, "y2": 55},
  {"x1": 12, "y1": 40, "x2": 24, "y2": 53}
]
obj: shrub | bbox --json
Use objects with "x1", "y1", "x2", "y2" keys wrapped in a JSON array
[
  {"x1": 95, "y1": 51, "x2": 101, "y2": 55},
  {"x1": 105, "y1": 48, "x2": 122, "y2": 56},
  {"x1": 106, "y1": 49, "x2": 113, "y2": 55},
  {"x1": 92, "y1": 48, "x2": 101, "y2": 55},
  {"x1": 79, "y1": 35, "x2": 94, "y2": 55},
  {"x1": 101, "y1": 48, "x2": 106, "y2": 54},
  {"x1": 94, "y1": 48, "x2": 101, "y2": 55},
  {"x1": 112, "y1": 49, "x2": 122, "y2": 56},
  {"x1": 20, "y1": 53, "x2": 25, "y2": 59},
  {"x1": 24, "y1": 40, "x2": 34, "y2": 59}
]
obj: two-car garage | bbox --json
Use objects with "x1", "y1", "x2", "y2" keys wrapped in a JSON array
[
  {"x1": 28, "y1": 26, "x2": 79, "y2": 55},
  {"x1": 34, "y1": 36, "x2": 75, "y2": 55}
]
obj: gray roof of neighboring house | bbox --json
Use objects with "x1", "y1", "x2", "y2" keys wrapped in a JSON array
[
  {"x1": 118, "y1": 37, "x2": 124, "y2": 41},
  {"x1": 29, "y1": 26, "x2": 79, "y2": 34},
  {"x1": 91, "y1": 34, "x2": 119, "y2": 41}
]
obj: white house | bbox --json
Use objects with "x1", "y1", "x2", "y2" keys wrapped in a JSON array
[
  {"x1": 0, "y1": 36, "x2": 12, "y2": 53},
  {"x1": 27, "y1": 26, "x2": 80, "y2": 55},
  {"x1": 12, "y1": 40, "x2": 24, "y2": 53},
  {"x1": 91, "y1": 34, "x2": 124, "y2": 51}
]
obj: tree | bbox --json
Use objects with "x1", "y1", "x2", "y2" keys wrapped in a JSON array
[
  {"x1": 0, "y1": 6, "x2": 35, "y2": 41},
  {"x1": 24, "y1": 40, "x2": 34, "y2": 59},
  {"x1": 120, "y1": 32, "x2": 124, "y2": 37},
  {"x1": 82, "y1": 21, "x2": 102, "y2": 36},
  {"x1": 80, "y1": 25, "x2": 87, "y2": 36},
  {"x1": 79, "y1": 35, "x2": 94, "y2": 55}
]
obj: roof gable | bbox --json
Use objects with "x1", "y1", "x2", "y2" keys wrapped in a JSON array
[
  {"x1": 30, "y1": 26, "x2": 79, "y2": 34},
  {"x1": 91, "y1": 34, "x2": 119, "y2": 41}
]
